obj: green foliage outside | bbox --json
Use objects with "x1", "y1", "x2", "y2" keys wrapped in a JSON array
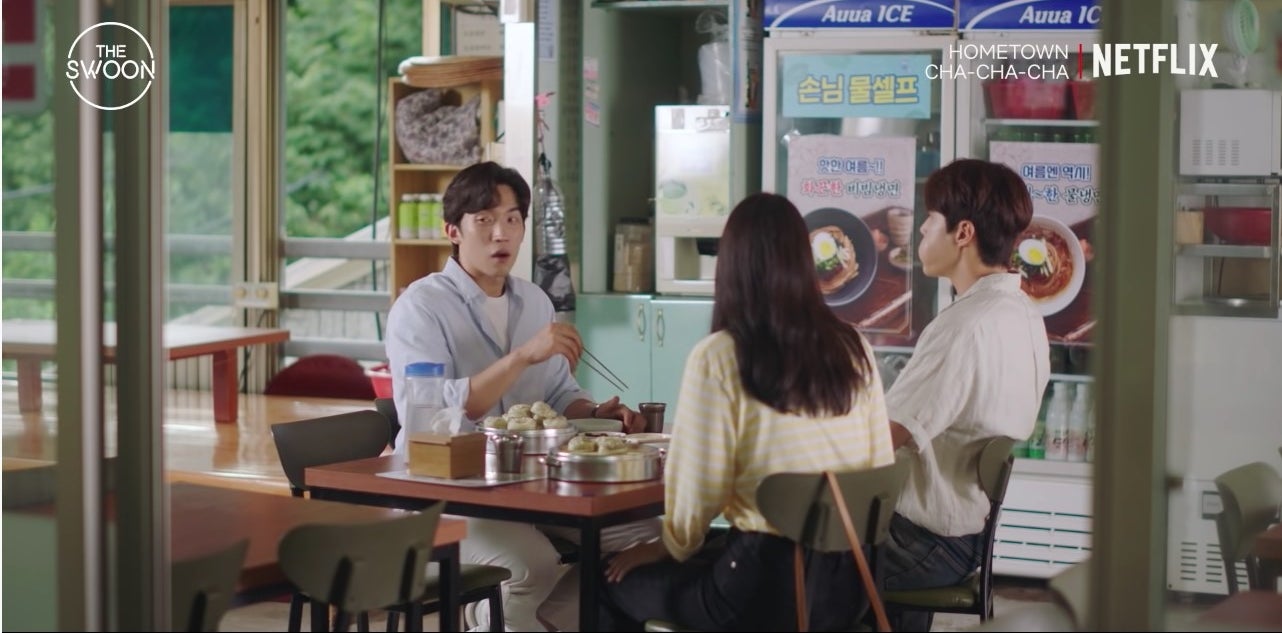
[
  {"x1": 284, "y1": 0, "x2": 421, "y2": 241},
  {"x1": 2, "y1": 1, "x2": 420, "y2": 321}
]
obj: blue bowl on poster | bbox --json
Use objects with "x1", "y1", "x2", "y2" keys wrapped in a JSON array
[{"x1": 804, "y1": 207, "x2": 878, "y2": 308}]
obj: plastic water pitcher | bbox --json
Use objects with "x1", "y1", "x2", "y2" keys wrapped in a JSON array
[{"x1": 404, "y1": 362, "x2": 445, "y2": 437}]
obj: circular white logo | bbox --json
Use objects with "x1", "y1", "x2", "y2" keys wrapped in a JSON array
[{"x1": 65, "y1": 22, "x2": 155, "y2": 111}]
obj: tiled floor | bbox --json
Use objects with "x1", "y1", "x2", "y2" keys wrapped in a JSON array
[{"x1": 216, "y1": 578, "x2": 1057, "y2": 632}]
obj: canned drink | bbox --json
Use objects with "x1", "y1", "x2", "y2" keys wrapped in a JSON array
[
  {"x1": 397, "y1": 194, "x2": 417, "y2": 239},
  {"x1": 417, "y1": 194, "x2": 433, "y2": 240},
  {"x1": 429, "y1": 194, "x2": 445, "y2": 239}
]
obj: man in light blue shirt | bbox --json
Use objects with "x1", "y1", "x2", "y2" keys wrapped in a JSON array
[
  {"x1": 385, "y1": 162, "x2": 654, "y2": 631},
  {"x1": 386, "y1": 167, "x2": 638, "y2": 431}
]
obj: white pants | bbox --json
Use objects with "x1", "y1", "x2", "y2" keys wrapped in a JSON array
[{"x1": 458, "y1": 516, "x2": 662, "y2": 632}]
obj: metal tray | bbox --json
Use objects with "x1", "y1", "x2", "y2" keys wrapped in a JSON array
[
  {"x1": 542, "y1": 443, "x2": 663, "y2": 483},
  {"x1": 482, "y1": 426, "x2": 577, "y2": 455}
]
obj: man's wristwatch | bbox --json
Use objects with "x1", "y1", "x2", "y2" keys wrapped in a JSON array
[{"x1": 589, "y1": 402, "x2": 602, "y2": 418}]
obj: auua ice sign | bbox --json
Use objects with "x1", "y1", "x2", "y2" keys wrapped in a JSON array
[
  {"x1": 764, "y1": 0, "x2": 955, "y2": 30},
  {"x1": 959, "y1": 0, "x2": 1101, "y2": 31}
]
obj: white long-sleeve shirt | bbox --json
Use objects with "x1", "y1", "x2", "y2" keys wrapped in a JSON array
[{"x1": 886, "y1": 272, "x2": 1050, "y2": 537}]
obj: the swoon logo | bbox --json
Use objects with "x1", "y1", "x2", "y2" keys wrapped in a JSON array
[
  {"x1": 65, "y1": 22, "x2": 156, "y2": 110},
  {"x1": 1087, "y1": 43, "x2": 1219, "y2": 78}
]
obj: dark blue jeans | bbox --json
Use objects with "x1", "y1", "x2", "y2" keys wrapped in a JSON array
[
  {"x1": 599, "y1": 529, "x2": 868, "y2": 632},
  {"x1": 877, "y1": 513, "x2": 984, "y2": 632}
]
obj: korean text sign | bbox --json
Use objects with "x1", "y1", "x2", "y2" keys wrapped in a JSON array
[{"x1": 781, "y1": 54, "x2": 932, "y2": 119}]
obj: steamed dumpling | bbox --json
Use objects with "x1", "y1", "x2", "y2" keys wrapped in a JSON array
[
  {"x1": 506, "y1": 416, "x2": 537, "y2": 432},
  {"x1": 541, "y1": 415, "x2": 570, "y2": 430},
  {"x1": 595, "y1": 436, "x2": 629, "y2": 454},
  {"x1": 507, "y1": 404, "x2": 532, "y2": 419},
  {"x1": 567, "y1": 435, "x2": 598, "y2": 454},
  {"x1": 483, "y1": 416, "x2": 507, "y2": 429},
  {"x1": 530, "y1": 401, "x2": 556, "y2": 420}
]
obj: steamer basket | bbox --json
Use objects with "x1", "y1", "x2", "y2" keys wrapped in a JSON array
[
  {"x1": 482, "y1": 426, "x2": 577, "y2": 455},
  {"x1": 542, "y1": 443, "x2": 663, "y2": 483}
]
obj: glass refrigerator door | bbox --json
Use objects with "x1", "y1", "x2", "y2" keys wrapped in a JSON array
[
  {"x1": 957, "y1": 33, "x2": 1099, "y2": 375},
  {"x1": 763, "y1": 35, "x2": 956, "y2": 348}
]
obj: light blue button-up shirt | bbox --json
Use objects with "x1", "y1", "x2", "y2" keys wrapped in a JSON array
[{"x1": 385, "y1": 257, "x2": 591, "y2": 439}]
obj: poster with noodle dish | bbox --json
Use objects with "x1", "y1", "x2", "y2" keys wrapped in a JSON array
[
  {"x1": 787, "y1": 134, "x2": 915, "y2": 338},
  {"x1": 990, "y1": 141, "x2": 1099, "y2": 346}
]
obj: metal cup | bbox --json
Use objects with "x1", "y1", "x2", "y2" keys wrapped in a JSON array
[
  {"x1": 491, "y1": 433, "x2": 525, "y2": 474},
  {"x1": 638, "y1": 402, "x2": 666, "y2": 434}
]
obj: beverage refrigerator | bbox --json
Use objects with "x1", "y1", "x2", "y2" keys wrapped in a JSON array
[
  {"x1": 761, "y1": 2, "x2": 957, "y2": 350},
  {"x1": 953, "y1": 5, "x2": 1102, "y2": 580}
]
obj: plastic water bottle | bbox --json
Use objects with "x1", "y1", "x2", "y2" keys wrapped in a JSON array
[
  {"x1": 1067, "y1": 383, "x2": 1091, "y2": 462},
  {"x1": 404, "y1": 362, "x2": 445, "y2": 437},
  {"x1": 1044, "y1": 382, "x2": 1072, "y2": 461}
]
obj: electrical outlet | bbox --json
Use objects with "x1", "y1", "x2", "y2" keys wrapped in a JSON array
[{"x1": 233, "y1": 282, "x2": 279, "y2": 310}]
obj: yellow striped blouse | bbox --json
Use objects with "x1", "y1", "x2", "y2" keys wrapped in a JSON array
[{"x1": 661, "y1": 331, "x2": 895, "y2": 562}]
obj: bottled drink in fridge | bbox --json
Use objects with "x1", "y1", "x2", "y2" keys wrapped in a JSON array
[
  {"x1": 1044, "y1": 382, "x2": 1072, "y2": 461},
  {"x1": 1067, "y1": 383, "x2": 1091, "y2": 462}
]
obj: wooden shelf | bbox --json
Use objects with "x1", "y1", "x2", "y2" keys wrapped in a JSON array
[
  {"x1": 393, "y1": 163, "x2": 466, "y2": 172},
  {"x1": 393, "y1": 238, "x2": 452, "y2": 247},
  {"x1": 388, "y1": 76, "x2": 500, "y2": 299}
]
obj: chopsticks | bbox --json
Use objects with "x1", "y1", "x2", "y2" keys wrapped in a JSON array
[
  {"x1": 858, "y1": 291, "x2": 913, "y2": 329},
  {"x1": 581, "y1": 347, "x2": 629, "y2": 393}
]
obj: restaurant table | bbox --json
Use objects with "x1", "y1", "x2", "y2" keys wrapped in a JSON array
[
  {"x1": 2, "y1": 483, "x2": 467, "y2": 631},
  {"x1": 305, "y1": 454, "x2": 665, "y2": 632},
  {"x1": 2, "y1": 320, "x2": 290, "y2": 423}
]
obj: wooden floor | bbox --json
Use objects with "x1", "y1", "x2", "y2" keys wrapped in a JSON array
[{"x1": 1, "y1": 379, "x2": 377, "y2": 495}]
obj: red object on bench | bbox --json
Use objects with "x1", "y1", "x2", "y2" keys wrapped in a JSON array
[{"x1": 264, "y1": 354, "x2": 377, "y2": 401}]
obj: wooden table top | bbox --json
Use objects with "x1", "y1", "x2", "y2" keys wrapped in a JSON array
[
  {"x1": 306, "y1": 455, "x2": 664, "y2": 518},
  {"x1": 170, "y1": 483, "x2": 467, "y2": 590},
  {"x1": 1, "y1": 320, "x2": 289, "y2": 360},
  {"x1": 1254, "y1": 522, "x2": 1282, "y2": 561},
  {"x1": 4, "y1": 482, "x2": 466, "y2": 593}
]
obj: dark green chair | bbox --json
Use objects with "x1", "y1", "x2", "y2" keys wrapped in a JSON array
[
  {"x1": 881, "y1": 436, "x2": 1018, "y2": 623},
  {"x1": 278, "y1": 503, "x2": 446, "y2": 632},
  {"x1": 644, "y1": 457, "x2": 912, "y2": 632},
  {"x1": 374, "y1": 397, "x2": 402, "y2": 448},
  {"x1": 171, "y1": 539, "x2": 248, "y2": 632},
  {"x1": 1212, "y1": 461, "x2": 1282, "y2": 593},
  {"x1": 271, "y1": 411, "x2": 510, "y2": 632}
]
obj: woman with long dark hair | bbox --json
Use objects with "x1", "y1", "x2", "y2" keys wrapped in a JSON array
[{"x1": 599, "y1": 193, "x2": 894, "y2": 631}]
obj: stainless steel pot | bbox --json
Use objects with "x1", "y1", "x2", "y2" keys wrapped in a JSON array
[
  {"x1": 542, "y1": 444, "x2": 664, "y2": 483},
  {"x1": 483, "y1": 426, "x2": 577, "y2": 455}
]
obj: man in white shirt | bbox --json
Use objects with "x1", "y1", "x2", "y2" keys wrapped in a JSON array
[
  {"x1": 386, "y1": 162, "x2": 653, "y2": 631},
  {"x1": 879, "y1": 159, "x2": 1051, "y2": 631}
]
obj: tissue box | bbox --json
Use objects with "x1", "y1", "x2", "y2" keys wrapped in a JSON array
[{"x1": 407, "y1": 432, "x2": 486, "y2": 479}]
